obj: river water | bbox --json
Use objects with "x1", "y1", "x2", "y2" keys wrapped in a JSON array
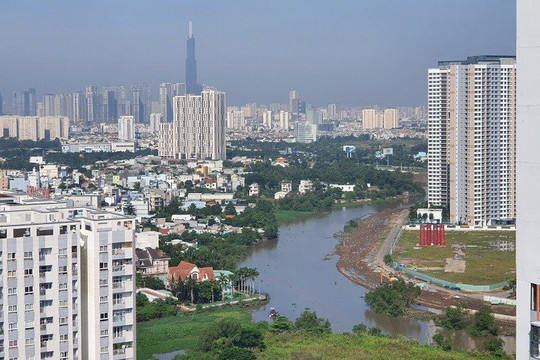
[{"x1": 240, "y1": 199, "x2": 515, "y2": 354}]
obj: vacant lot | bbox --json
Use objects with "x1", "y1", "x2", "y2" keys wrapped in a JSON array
[
  {"x1": 137, "y1": 308, "x2": 251, "y2": 360},
  {"x1": 395, "y1": 230, "x2": 515, "y2": 285}
]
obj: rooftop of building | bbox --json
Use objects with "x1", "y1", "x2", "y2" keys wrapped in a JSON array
[{"x1": 438, "y1": 55, "x2": 516, "y2": 67}]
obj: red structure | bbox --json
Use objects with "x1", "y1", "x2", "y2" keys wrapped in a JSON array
[
  {"x1": 439, "y1": 225, "x2": 446, "y2": 246},
  {"x1": 418, "y1": 224, "x2": 446, "y2": 247}
]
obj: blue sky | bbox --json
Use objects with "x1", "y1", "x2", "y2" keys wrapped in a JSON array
[{"x1": 0, "y1": 0, "x2": 516, "y2": 107}]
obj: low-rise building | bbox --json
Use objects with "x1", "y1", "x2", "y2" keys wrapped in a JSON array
[
  {"x1": 135, "y1": 247, "x2": 170, "y2": 276},
  {"x1": 299, "y1": 180, "x2": 314, "y2": 194}
]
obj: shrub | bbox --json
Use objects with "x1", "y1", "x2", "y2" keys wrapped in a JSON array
[
  {"x1": 432, "y1": 333, "x2": 452, "y2": 351},
  {"x1": 294, "y1": 310, "x2": 332, "y2": 334},
  {"x1": 365, "y1": 279, "x2": 421, "y2": 317}
]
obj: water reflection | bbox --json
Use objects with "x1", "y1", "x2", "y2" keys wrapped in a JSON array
[{"x1": 240, "y1": 199, "x2": 515, "y2": 355}]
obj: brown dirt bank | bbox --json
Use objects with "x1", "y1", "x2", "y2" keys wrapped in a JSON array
[{"x1": 335, "y1": 209, "x2": 516, "y2": 318}]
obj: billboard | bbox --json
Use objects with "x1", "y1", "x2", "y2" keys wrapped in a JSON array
[
  {"x1": 382, "y1": 148, "x2": 393, "y2": 155},
  {"x1": 343, "y1": 145, "x2": 356, "y2": 154}
]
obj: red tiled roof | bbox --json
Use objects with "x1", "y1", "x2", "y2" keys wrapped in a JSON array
[{"x1": 168, "y1": 261, "x2": 214, "y2": 283}]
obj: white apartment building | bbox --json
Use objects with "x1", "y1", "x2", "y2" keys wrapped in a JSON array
[
  {"x1": 0, "y1": 198, "x2": 136, "y2": 360},
  {"x1": 294, "y1": 122, "x2": 317, "y2": 144},
  {"x1": 159, "y1": 89, "x2": 226, "y2": 160},
  {"x1": 0, "y1": 116, "x2": 69, "y2": 141},
  {"x1": 149, "y1": 113, "x2": 162, "y2": 133},
  {"x1": 427, "y1": 55, "x2": 516, "y2": 226},
  {"x1": 516, "y1": 1, "x2": 540, "y2": 358},
  {"x1": 383, "y1": 108, "x2": 399, "y2": 129},
  {"x1": 226, "y1": 108, "x2": 246, "y2": 130},
  {"x1": 279, "y1": 111, "x2": 290, "y2": 130},
  {"x1": 117, "y1": 116, "x2": 135, "y2": 142},
  {"x1": 262, "y1": 110, "x2": 272, "y2": 129}
]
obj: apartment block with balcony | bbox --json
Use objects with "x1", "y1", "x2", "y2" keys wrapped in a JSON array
[
  {"x1": 0, "y1": 197, "x2": 136, "y2": 360},
  {"x1": 427, "y1": 55, "x2": 516, "y2": 226}
]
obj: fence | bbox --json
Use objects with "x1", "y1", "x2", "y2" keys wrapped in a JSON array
[{"x1": 392, "y1": 263, "x2": 509, "y2": 292}]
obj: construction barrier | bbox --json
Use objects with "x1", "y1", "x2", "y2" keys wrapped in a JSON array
[{"x1": 392, "y1": 262, "x2": 509, "y2": 292}]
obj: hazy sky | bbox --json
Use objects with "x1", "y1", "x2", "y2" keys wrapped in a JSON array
[{"x1": 0, "y1": 0, "x2": 516, "y2": 107}]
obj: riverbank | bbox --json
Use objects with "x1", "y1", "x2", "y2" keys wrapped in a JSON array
[
  {"x1": 334, "y1": 209, "x2": 516, "y2": 321},
  {"x1": 138, "y1": 307, "x2": 504, "y2": 360}
]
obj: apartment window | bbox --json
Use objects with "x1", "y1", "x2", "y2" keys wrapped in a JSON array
[
  {"x1": 60, "y1": 351, "x2": 68, "y2": 360},
  {"x1": 532, "y1": 325, "x2": 540, "y2": 359},
  {"x1": 24, "y1": 251, "x2": 32, "y2": 259},
  {"x1": 100, "y1": 296, "x2": 108, "y2": 304},
  {"x1": 24, "y1": 268, "x2": 33, "y2": 277},
  {"x1": 59, "y1": 317, "x2": 68, "y2": 325},
  {"x1": 100, "y1": 313, "x2": 109, "y2": 321},
  {"x1": 100, "y1": 245, "x2": 108, "y2": 252},
  {"x1": 100, "y1": 279, "x2": 108, "y2": 287},
  {"x1": 25, "y1": 321, "x2": 34, "y2": 329},
  {"x1": 59, "y1": 283, "x2": 68, "y2": 291},
  {"x1": 8, "y1": 323, "x2": 17, "y2": 331},
  {"x1": 99, "y1": 262, "x2": 108, "y2": 270},
  {"x1": 59, "y1": 334, "x2": 68, "y2": 342},
  {"x1": 7, "y1": 305, "x2": 16, "y2": 313},
  {"x1": 59, "y1": 248, "x2": 67, "y2": 257},
  {"x1": 8, "y1": 340, "x2": 17, "y2": 348},
  {"x1": 25, "y1": 337, "x2": 34, "y2": 346},
  {"x1": 100, "y1": 329, "x2": 108, "y2": 337},
  {"x1": 59, "y1": 265, "x2": 68, "y2": 274},
  {"x1": 101, "y1": 346, "x2": 108, "y2": 354},
  {"x1": 7, "y1": 252, "x2": 15, "y2": 260},
  {"x1": 25, "y1": 303, "x2": 34, "y2": 311},
  {"x1": 24, "y1": 286, "x2": 33, "y2": 294},
  {"x1": 7, "y1": 270, "x2": 16, "y2": 279},
  {"x1": 8, "y1": 287, "x2": 16, "y2": 295},
  {"x1": 59, "y1": 300, "x2": 68, "y2": 308},
  {"x1": 532, "y1": 284, "x2": 539, "y2": 311}
]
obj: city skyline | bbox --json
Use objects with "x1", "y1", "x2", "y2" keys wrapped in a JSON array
[{"x1": 0, "y1": 0, "x2": 515, "y2": 107}]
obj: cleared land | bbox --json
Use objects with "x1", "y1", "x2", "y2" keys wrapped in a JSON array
[{"x1": 395, "y1": 230, "x2": 515, "y2": 285}]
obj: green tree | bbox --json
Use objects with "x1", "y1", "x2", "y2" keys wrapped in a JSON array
[
  {"x1": 294, "y1": 310, "x2": 331, "y2": 334},
  {"x1": 432, "y1": 333, "x2": 452, "y2": 351},
  {"x1": 436, "y1": 307, "x2": 468, "y2": 330},
  {"x1": 469, "y1": 306, "x2": 499, "y2": 336},
  {"x1": 365, "y1": 279, "x2": 421, "y2": 317}
]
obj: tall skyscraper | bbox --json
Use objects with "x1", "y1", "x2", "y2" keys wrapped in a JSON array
[
  {"x1": 279, "y1": 110, "x2": 290, "y2": 130},
  {"x1": 0, "y1": 199, "x2": 136, "y2": 360},
  {"x1": 516, "y1": 1, "x2": 540, "y2": 358},
  {"x1": 85, "y1": 86, "x2": 101, "y2": 124},
  {"x1": 362, "y1": 108, "x2": 383, "y2": 129},
  {"x1": 427, "y1": 55, "x2": 516, "y2": 226},
  {"x1": 159, "y1": 89, "x2": 226, "y2": 160},
  {"x1": 118, "y1": 116, "x2": 135, "y2": 141},
  {"x1": 294, "y1": 122, "x2": 317, "y2": 143},
  {"x1": 22, "y1": 88, "x2": 37, "y2": 116},
  {"x1": 186, "y1": 21, "x2": 202, "y2": 95}
]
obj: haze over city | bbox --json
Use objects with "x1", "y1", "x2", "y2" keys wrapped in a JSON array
[{"x1": 0, "y1": 0, "x2": 515, "y2": 106}]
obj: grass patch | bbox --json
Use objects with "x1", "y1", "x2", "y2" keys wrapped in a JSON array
[
  {"x1": 395, "y1": 230, "x2": 515, "y2": 285},
  {"x1": 136, "y1": 308, "x2": 251, "y2": 360},
  {"x1": 138, "y1": 308, "x2": 501, "y2": 360},
  {"x1": 274, "y1": 209, "x2": 314, "y2": 225},
  {"x1": 260, "y1": 332, "x2": 499, "y2": 360}
]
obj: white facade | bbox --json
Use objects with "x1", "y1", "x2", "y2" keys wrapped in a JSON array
[
  {"x1": 117, "y1": 116, "x2": 135, "y2": 142},
  {"x1": 294, "y1": 122, "x2": 317, "y2": 143},
  {"x1": 262, "y1": 110, "x2": 272, "y2": 129},
  {"x1": 226, "y1": 109, "x2": 246, "y2": 130},
  {"x1": 0, "y1": 116, "x2": 69, "y2": 141},
  {"x1": 149, "y1": 113, "x2": 162, "y2": 133},
  {"x1": 516, "y1": 1, "x2": 540, "y2": 358},
  {"x1": 159, "y1": 90, "x2": 226, "y2": 160},
  {"x1": 279, "y1": 111, "x2": 290, "y2": 130},
  {"x1": 0, "y1": 200, "x2": 136, "y2": 360},
  {"x1": 427, "y1": 56, "x2": 516, "y2": 226},
  {"x1": 299, "y1": 180, "x2": 313, "y2": 194}
]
